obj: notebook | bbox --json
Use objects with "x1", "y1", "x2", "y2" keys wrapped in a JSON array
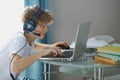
[{"x1": 39, "y1": 21, "x2": 91, "y2": 61}]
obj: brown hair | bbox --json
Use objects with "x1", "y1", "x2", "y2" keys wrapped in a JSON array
[{"x1": 21, "y1": 5, "x2": 53, "y2": 25}]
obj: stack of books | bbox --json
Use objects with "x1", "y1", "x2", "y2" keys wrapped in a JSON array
[{"x1": 94, "y1": 45, "x2": 120, "y2": 64}]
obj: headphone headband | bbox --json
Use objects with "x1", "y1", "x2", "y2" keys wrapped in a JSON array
[{"x1": 31, "y1": 7, "x2": 44, "y2": 22}]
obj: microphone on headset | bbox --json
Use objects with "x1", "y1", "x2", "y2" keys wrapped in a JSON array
[
  {"x1": 25, "y1": 31, "x2": 41, "y2": 36},
  {"x1": 32, "y1": 32, "x2": 41, "y2": 36}
]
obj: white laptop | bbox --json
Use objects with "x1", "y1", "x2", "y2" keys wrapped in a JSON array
[{"x1": 39, "y1": 21, "x2": 91, "y2": 61}]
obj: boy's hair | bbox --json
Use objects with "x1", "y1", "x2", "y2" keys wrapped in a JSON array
[{"x1": 22, "y1": 5, "x2": 53, "y2": 25}]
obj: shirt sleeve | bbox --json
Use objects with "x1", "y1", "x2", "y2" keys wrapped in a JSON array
[{"x1": 9, "y1": 35, "x2": 28, "y2": 58}]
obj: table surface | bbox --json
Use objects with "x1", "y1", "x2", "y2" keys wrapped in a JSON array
[
  {"x1": 40, "y1": 56, "x2": 120, "y2": 78},
  {"x1": 40, "y1": 56, "x2": 120, "y2": 68}
]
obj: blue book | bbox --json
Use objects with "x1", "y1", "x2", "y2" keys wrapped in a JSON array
[{"x1": 98, "y1": 52, "x2": 120, "y2": 62}]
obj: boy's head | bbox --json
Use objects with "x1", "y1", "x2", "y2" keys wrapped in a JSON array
[{"x1": 22, "y1": 5, "x2": 53, "y2": 32}]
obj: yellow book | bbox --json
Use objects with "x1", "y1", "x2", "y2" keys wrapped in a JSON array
[{"x1": 97, "y1": 45, "x2": 120, "y2": 56}]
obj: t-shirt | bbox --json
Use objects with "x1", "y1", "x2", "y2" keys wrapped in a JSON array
[{"x1": 0, "y1": 32, "x2": 33, "y2": 80}]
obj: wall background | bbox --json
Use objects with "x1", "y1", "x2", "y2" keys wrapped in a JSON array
[{"x1": 48, "y1": 0, "x2": 120, "y2": 44}]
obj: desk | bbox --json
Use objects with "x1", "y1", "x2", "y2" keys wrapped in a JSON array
[{"x1": 40, "y1": 56, "x2": 120, "y2": 80}]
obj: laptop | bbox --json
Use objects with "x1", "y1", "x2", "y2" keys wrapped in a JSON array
[{"x1": 39, "y1": 21, "x2": 91, "y2": 61}]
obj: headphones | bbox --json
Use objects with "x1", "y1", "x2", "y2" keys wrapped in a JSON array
[{"x1": 23, "y1": 6, "x2": 44, "y2": 32}]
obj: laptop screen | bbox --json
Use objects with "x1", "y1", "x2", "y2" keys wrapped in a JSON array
[{"x1": 73, "y1": 21, "x2": 91, "y2": 59}]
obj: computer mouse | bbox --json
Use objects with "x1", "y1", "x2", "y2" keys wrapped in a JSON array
[{"x1": 58, "y1": 45, "x2": 70, "y2": 49}]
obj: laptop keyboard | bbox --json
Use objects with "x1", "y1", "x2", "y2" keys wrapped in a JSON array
[{"x1": 56, "y1": 50, "x2": 73, "y2": 58}]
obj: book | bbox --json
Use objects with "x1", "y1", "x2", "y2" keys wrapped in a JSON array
[
  {"x1": 94, "y1": 55, "x2": 116, "y2": 64},
  {"x1": 98, "y1": 52, "x2": 120, "y2": 62},
  {"x1": 96, "y1": 45, "x2": 120, "y2": 56}
]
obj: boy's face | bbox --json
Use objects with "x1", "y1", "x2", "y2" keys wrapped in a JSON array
[{"x1": 32, "y1": 22, "x2": 48, "y2": 39}]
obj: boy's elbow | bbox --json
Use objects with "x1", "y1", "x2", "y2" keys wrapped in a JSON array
[{"x1": 12, "y1": 67, "x2": 21, "y2": 74}]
